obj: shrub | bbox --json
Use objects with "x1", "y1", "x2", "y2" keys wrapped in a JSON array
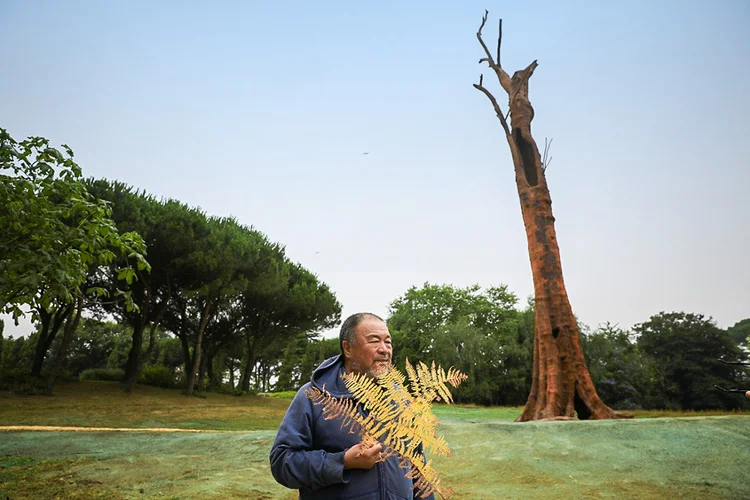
[
  {"x1": 79, "y1": 368, "x2": 124, "y2": 382},
  {"x1": 138, "y1": 365, "x2": 178, "y2": 389}
]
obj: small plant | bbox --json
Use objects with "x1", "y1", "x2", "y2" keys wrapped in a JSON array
[
  {"x1": 138, "y1": 365, "x2": 178, "y2": 388},
  {"x1": 306, "y1": 359, "x2": 468, "y2": 499},
  {"x1": 79, "y1": 368, "x2": 125, "y2": 382}
]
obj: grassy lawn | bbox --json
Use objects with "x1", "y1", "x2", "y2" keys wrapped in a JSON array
[
  {"x1": 0, "y1": 381, "x2": 292, "y2": 431},
  {"x1": 4, "y1": 381, "x2": 746, "y2": 431},
  {"x1": 2, "y1": 381, "x2": 749, "y2": 499}
]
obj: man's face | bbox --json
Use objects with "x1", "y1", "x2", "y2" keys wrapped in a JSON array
[{"x1": 343, "y1": 318, "x2": 393, "y2": 378}]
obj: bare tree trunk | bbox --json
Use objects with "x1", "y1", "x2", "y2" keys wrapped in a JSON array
[
  {"x1": 473, "y1": 11, "x2": 627, "y2": 421},
  {"x1": 198, "y1": 350, "x2": 208, "y2": 389},
  {"x1": 205, "y1": 350, "x2": 214, "y2": 387},
  {"x1": 45, "y1": 296, "x2": 83, "y2": 393},
  {"x1": 123, "y1": 320, "x2": 146, "y2": 392},
  {"x1": 0, "y1": 320, "x2": 4, "y2": 368},
  {"x1": 135, "y1": 280, "x2": 171, "y2": 382},
  {"x1": 31, "y1": 304, "x2": 71, "y2": 378},
  {"x1": 123, "y1": 283, "x2": 150, "y2": 393},
  {"x1": 186, "y1": 299, "x2": 211, "y2": 395},
  {"x1": 179, "y1": 334, "x2": 191, "y2": 379},
  {"x1": 240, "y1": 335, "x2": 257, "y2": 393}
]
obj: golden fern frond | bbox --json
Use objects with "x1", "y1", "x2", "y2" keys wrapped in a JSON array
[
  {"x1": 412, "y1": 360, "x2": 469, "y2": 404},
  {"x1": 369, "y1": 365, "x2": 451, "y2": 456},
  {"x1": 306, "y1": 361, "x2": 468, "y2": 499},
  {"x1": 343, "y1": 372, "x2": 392, "y2": 414},
  {"x1": 405, "y1": 358, "x2": 423, "y2": 398},
  {"x1": 306, "y1": 387, "x2": 360, "y2": 434}
]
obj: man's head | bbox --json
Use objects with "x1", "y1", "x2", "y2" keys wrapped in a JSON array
[{"x1": 339, "y1": 312, "x2": 392, "y2": 378}]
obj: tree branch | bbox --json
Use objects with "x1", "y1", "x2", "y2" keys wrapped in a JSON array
[
  {"x1": 542, "y1": 137, "x2": 553, "y2": 172},
  {"x1": 476, "y1": 10, "x2": 495, "y2": 66},
  {"x1": 476, "y1": 10, "x2": 512, "y2": 92},
  {"x1": 496, "y1": 19, "x2": 502, "y2": 67},
  {"x1": 473, "y1": 74, "x2": 511, "y2": 136}
]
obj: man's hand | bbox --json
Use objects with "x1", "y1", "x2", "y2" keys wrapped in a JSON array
[{"x1": 344, "y1": 442, "x2": 383, "y2": 470}]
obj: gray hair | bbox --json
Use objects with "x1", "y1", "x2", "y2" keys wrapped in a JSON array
[{"x1": 339, "y1": 312, "x2": 385, "y2": 354}]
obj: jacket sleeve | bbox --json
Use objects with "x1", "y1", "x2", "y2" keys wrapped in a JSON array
[{"x1": 269, "y1": 388, "x2": 350, "y2": 491}]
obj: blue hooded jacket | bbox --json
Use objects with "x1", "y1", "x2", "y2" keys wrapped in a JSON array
[{"x1": 269, "y1": 354, "x2": 434, "y2": 500}]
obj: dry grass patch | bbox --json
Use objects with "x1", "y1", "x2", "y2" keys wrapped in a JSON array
[{"x1": 0, "y1": 381, "x2": 292, "y2": 431}]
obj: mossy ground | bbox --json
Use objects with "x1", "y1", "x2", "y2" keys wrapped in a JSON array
[{"x1": 2, "y1": 381, "x2": 749, "y2": 499}]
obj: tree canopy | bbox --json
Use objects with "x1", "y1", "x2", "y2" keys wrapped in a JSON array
[
  {"x1": 633, "y1": 312, "x2": 747, "y2": 410},
  {"x1": 387, "y1": 283, "x2": 532, "y2": 405},
  {"x1": 0, "y1": 129, "x2": 148, "y2": 322}
]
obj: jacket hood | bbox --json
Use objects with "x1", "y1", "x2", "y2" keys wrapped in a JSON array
[{"x1": 310, "y1": 354, "x2": 351, "y2": 398}]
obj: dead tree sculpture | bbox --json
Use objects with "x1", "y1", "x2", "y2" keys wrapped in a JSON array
[{"x1": 473, "y1": 11, "x2": 626, "y2": 421}]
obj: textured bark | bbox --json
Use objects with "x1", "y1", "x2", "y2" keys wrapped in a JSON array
[
  {"x1": 31, "y1": 303, "x2": 71, "y2": 378},
  {"x1": 123, "y1": 284, "x2": 149, "y2": 393},
  {"x1": 228, "y1": 358, "x2": 236, "y2": 390},
  {"x1": 240, "y1": 338, "x2": 255, "y2": 393},
  {"x1": 123, "y1": 320, "x2": 145, "y2": 393},
  {"x1": 123, "y1": 271, "x2": 171, "y2": 393},
  {"x1": 186, "y1": 299, "x2": 212, "y2": 395},
  {"x1": 136, "y1": 279, "x2": 171, "y2": 382},
  {"x1": 474, "y1": 12, "x2": 627, "y2": 421},
  {"x1": 45, "y1": 296, "x2": 83, "y2": 393},
  {"x1": 240, "y1": 335, "x2": 262, "y2": 393}
]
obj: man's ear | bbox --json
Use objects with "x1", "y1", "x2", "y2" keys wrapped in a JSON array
[{"x1": 342, "y1": 340, "x2": 353, "y2": 358}]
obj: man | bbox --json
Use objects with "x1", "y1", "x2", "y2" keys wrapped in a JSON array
[{"x1": 269, "y1": 312, "x2": 432, "y2": 499}]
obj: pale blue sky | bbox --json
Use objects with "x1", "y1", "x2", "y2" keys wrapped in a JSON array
[{"x1": 2, "y1": 0, "x2": 748, "y2": 339}]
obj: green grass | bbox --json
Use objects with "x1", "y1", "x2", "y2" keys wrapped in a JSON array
[
  {"x1": 2, "y1": 381, "x2": 750, "y2": 499},
  {"x1": 433, "y1": 403, "x2": 523, "y2": 421},
  {"x1": 0, "y1": 380, "x2": 292, "y2": 431},
  {"x1": 622, "y1": 408, "x2": 750, "y2": 418},
  {"x1": 432, "y1": 404, "x2": 750, "y2": 422},
  {"x1": 0, "y1": 455, "x2": 122, "y2": 499},
  {"x1": 3, "y1": 382, "x2": 747, "y2": 431},
  {"x1": 262, "y1": 390, "x2": 298, "y2": 400},
  {"x1": 2, "y1": 418, "x2": 749, "y2": 499}
]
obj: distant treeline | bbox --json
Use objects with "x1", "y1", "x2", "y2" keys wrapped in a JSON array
[
  {"x1": 2, "y1": 283, "x2": 748, "y2": 411},
  {"x1": 1, "y1": 128, "x2": 340, "y2": 395}
]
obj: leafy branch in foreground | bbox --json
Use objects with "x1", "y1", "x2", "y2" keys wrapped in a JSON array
[
  {"x1": 306, "y1": 359, "x2": 468, "y2": 499},
  {"x1": 0, "y1": 128, "x2": 150, "y2": 320}
]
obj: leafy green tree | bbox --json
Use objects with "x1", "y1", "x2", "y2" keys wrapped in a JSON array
[
  {"x1": 581, "y1": 323, "x2": 647, "y2": 410},
  {"x1": 1, "y1": 130, "x2": 148, "y2": 391},
  {"x1": 200, "y1": 301, "x2": 244, "y2": 390},
  {"x1": 1, "y1": 129, "x2": 147, "y2": 321},
  {"x1": 634, "y1": 312, "x2": 747, "y2": 410},
  {"x1": 0, "y1": 330, "x2": 37, "y2": 390},
  {"x1": 48, "y1": 318, "x2": 129, "y2": 376},
  {"x1": 238, "y1": 263, "x2": 341, "y2": 392},
  {"x1": 388, "y1": 283, "x2": 519, "y2": 364},
  {"x1": 86, "y1": 180, "x2": 203, "y2": 391},
  {"x1": 727, "y1": 318, "x2": 750, "y2": 346},
  {"x1": 158, "y1": 216, "x2": 291, "y2": 395},
  {"x1": 183, "y1": 216, "x2": 271, "y2": 395},
  {"x1": 275, "y1": 335, "x2": 340, "y2": 391},
  {"x1": 300, "y1": 337, "x2": 341, "y2": 385},
  {"x1": 387, "y1": 283, "x2": 531, "y2": 405}
]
